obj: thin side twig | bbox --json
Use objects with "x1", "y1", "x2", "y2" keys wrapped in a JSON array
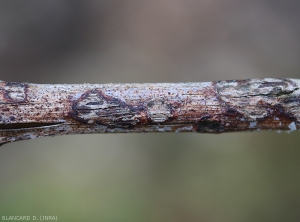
[{"x1": 0, "y1": 78, "x2": 299, "y2": 145}]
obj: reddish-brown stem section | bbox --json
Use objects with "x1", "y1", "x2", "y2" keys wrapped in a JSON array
[{"x1": 0, "y1": 78, "x2": 299, "y2": 144}]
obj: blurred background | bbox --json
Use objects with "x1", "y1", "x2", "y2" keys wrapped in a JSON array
[{"x1": 1, "y1": 0, "x2": 300, "y2": 221}]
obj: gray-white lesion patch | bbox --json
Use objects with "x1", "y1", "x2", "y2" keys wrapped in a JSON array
[
  {"x1": 71, "y1": 89, "x2": 137, "y2": 126},
  {"x1": 2, "y1": 82, "x2": 27, "y2": 103},
  {"x1": 147, "y1": 98, "x2": 172, "y2": 123},
  {"x1": 288, "y1": 121, "x2": 297, "y2": 131},
  {"x1": 248, "y1": 121, "x2": 257, "y2": 128}
]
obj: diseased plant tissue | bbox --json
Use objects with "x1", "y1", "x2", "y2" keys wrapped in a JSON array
[{"x1": 0, "y1": 78, "x2": 299, "y2": 144}]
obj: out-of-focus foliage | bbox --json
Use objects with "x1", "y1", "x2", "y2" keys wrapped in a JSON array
[{"x1": 1, "y1": 0, "x2": 300, "y2": 221}]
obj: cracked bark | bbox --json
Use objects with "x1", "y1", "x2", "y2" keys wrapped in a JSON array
[{"x1": 0, "y1": 78, "x2": 299, "y2": 145}]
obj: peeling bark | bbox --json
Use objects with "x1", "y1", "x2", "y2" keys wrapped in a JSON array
[{"x1": 0, "y1": 78, "x2": 299, "y2": 145}]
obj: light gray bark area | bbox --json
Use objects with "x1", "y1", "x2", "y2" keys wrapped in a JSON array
[{"x1": 0, "y1": 78, "x2": 299, "y2": 144}]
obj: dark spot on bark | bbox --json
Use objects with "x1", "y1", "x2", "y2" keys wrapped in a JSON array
[
  {"x1": 196, "y1": 120, "x2": 224, "y2": 133},
  {"x1": 222, "y1": 107, "x2": 246, "y2": 128},
  {"x1": 224, "y1": 107, "x2": 242, "y2": 117},
  {"x1": 200, "y1": 114, "x2": 212, "y2": 121},
  {"x1": 9, "y1": 116, "x2": 15, "y2": 121}
]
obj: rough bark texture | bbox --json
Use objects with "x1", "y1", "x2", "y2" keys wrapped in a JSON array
[{"x1": 0, "y1": 78, "x2": 299, "y2": 145}]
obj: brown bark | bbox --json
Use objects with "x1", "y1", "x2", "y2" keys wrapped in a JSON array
[{"x1": 0, "y1": 78, "x2": 299, "y2": 145}]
